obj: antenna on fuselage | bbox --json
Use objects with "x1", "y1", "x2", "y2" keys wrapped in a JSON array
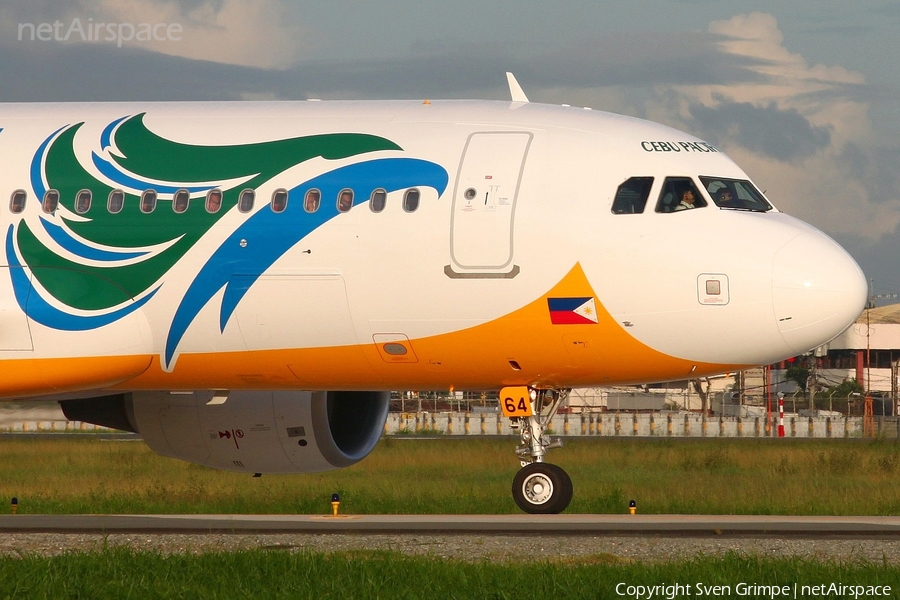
[{"x1": 506, "y1": 72, "x2": 529, "y2": 103}]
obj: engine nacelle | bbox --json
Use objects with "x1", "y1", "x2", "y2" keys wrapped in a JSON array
[{"x1": 61, "y1": 390, "x2": 390, "y2": 473}]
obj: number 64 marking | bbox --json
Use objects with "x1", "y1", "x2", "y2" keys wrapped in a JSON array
[{"x1": 499, "y1": 386, "x2": 533, "y2": 417}]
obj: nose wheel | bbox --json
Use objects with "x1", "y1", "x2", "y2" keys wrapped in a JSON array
[
  {"x1": 502, "y1": 387, "x2": 572, "y2": 514},
  {"x1": 512, "y1": 462, "x2": 573, "y2": 514}
]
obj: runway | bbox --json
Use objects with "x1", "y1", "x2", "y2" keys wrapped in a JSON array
[{"x1": 2, "y1": 514, "x2": 900, "y2": 536}]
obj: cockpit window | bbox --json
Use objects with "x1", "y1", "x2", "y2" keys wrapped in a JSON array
[
  {"x1": 611, "y1": 177, "x2": 653, "y2": 214},
  {"x1": 655, "y1": 177, "x2": 706, "y2": 213},
  {"x1": 700, "y1": 176, "x2": 772, "y2": 212}
]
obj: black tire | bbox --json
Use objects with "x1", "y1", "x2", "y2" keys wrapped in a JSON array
[{"x1": 511, "y1": 463, "x2": 573, "y2": 514}]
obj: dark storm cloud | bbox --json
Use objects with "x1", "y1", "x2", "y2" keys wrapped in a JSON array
[
  {"x1": 839, "y1": 143, "x2": 900, "y2": 205},
  {"x1": 789, "y1": 83, "x2": 875, "y2": 107},
  {"x1": 309, "y1": 32, "x2": 768, "y2": 98},
  {"x1": 798, "y1": 23, "x2": 875, "y2": 37},
  {"x1": 0, "y1": 0, "x2": 77, "y2": 25},
  {"x1": 833, "y1": 229, "x2": 900, "y2": 300},
  {"x1": 0, "y1": 44, "x2": 286, "y2": 102},
  {"x1": 868, "y1": 2, "x2": 900, "y2": 19},
  {"x1": 688, "y1": 98, "x2": 832, "y2": 161},
  {"x1": 1, "y1": 0, "x2": 223, "y2": 22},
  {"x1": 167, "y1": 0, "x2": 225, "y2": 14},
  {"x1": 0, "y1": 25, "x2": 773, "y2": 103},
  {"x1": 556, "y1": 31, "x2": 769, "y2": 88}
]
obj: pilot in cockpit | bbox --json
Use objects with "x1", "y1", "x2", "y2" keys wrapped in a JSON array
[
  {"x1": 716, "y1": 188, "x2": 736, "y2": 207},
  {"x1": 673, "y1": 188, "x2": 696, "y2": 211}
]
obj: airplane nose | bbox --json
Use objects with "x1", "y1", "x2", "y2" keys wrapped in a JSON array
[{"x1": 772, "y1": 231, "x2": 868, "y2": 355}]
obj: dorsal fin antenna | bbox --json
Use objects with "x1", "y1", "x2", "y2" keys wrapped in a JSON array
[{"x1": 506, "y1": 72, "x2": 529, "y2": 103}]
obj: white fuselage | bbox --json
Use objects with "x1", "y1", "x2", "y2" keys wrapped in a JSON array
[{"x1": 0, "y1": 100, "x2": 867, "y2": 397}]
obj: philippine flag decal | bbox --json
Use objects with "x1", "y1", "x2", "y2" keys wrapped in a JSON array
[{"x1": 547, "y1": 297, "x2": 599, "y2": 325}]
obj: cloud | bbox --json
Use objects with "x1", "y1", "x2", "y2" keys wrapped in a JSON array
[
  {"x1": 643, "y1": 12, "x2": 900, "y2": 240},
  {"x1": 2, "y1": 6, "x2": 898, "y2": 247},
  {"x1": 688, "y1": 98, "x2": 831, "y2": 162},
  {"x1": 671, "y1": 12, "x2": 867, "y2": 137}
]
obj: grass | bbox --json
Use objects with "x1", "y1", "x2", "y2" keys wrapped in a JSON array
[
  {"x1": 393, "y1": 426, "x2": 445, "y2": 435},
  {"x1": 0, "y1": 548, "x2": 898, "y2": 599},
  {"x1": 2, "y1": 436, "x2": 900, "y2": 514},
  {"x1": 4, "y1": 437, "x2": 900, "y2": 596}
]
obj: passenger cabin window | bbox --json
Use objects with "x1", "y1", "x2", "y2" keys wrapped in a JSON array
[
  {"x1": 173, "y1": 189, "x2": 189, "y2": 213},
  {"x1": 700, "y1": 176, "x2": 772, "y2": 212},
  {"x1": 238, "y1": 189, "x2": 255, "y2": 213},
  {"x1": 655, "y1": 177, "x2": 706, "y2": 213},
  {"x1": 370, "y1": 189, "x2": 386, "y2": 213},
  {"x1": 206, "y1": 188, "x2": 223, "y2": 213},
  {"x1": 403, "y1": 189, "x2": 420, "y2": 212},
  {"x1": 611, "y1": 177, "x2": 653, "y2": 214},
  {"x1": 271, "y1": 188, "x2": 288, "y2": 213},
  {"x1": 42, "y1": 189, "x2": 60, "y2": 214},
  {"x1": 337, "y1": 189, "x2": 353, "y2": 213},
  {"x1": 75, "y1": 190, "x2": 92, "y2": 214},
  {"x1": 108, "y1": 189, "x2": 125, "y2": 214},
  {"x1": 9, "y1": 190, "x2": 26, "y2": 214},
  {"x1": 140, "y1": 190, "x2": 157, "y2": 214},
  {"x1": 304, "y1": 189, "x2": 320, "y2": 213}
]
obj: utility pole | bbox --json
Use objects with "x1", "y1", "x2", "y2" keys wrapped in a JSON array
[
  {"x1": 893, "y1": 360, "x2": 899, "y2": 418},
  {"x1": 864, "y1": 284, "x2": 874, "y2": 436},
  {"x1": 808, "y1": 357, "x2": 817, "y2": 412}
]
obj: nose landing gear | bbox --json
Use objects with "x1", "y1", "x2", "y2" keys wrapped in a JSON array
[{"x1": 502, "y1": 387, "x2": 572, "y2": 514}]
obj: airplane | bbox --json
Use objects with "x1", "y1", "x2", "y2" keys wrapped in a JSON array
[{"x1": 0, "y1": 74, "x2": 867, "y2": 514}]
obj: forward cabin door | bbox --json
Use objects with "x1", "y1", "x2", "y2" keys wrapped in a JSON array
[{"x1": 446, "y1": 131, "x2": 532, "y2": 278}]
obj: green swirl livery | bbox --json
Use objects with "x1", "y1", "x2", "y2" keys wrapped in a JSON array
[{"x1": 11, "y1": 114, "x2": 449, "y2": 364}]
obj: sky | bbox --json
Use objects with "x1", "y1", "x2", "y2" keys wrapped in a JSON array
[{"x1": 1, "y1": 0, "x2": 899, "y2": 303}]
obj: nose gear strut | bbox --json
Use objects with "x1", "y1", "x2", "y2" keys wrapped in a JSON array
[{"x1": 502, "y1": 387, "x2": 573, "y2": 513}]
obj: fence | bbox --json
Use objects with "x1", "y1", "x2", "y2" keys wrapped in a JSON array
[
  {"x1": 385, "y1": 412, "x2": 900, "y2": 439},
  {"x1": 0, "y1": 421, "x2": 114, "y2": 432},
  {"x1": 388, "y1": 390, "x2": 897, "y2": 416},
  {"x1": 7, "y1": 410, "x2": 900, "y2": 439}
]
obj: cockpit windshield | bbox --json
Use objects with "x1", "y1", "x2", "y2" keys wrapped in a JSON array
[
  {"x1": 700, "y1": 176, "x2": 772, "y2": 212},
  {"x1": 655, "y1": 177, "x2": 706, "y2": 213}
]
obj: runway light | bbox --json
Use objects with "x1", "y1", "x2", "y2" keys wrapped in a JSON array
[
  {"x1": 11, "y1": 498, "x2": 17, "y2": 515},
  {"x1": 331, "y1": 493, "x2": 341, "y2": 517},
  {"x1": 629, "y1": 499, "x2": 636, "y2": 515}
]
